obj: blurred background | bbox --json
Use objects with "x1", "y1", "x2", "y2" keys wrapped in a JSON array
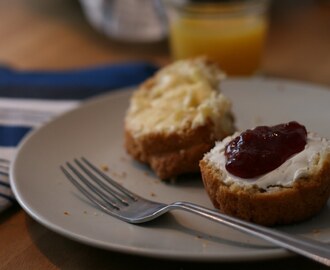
[{"x1": 0, "y1": 0, "x2": 330, "y2": 85}]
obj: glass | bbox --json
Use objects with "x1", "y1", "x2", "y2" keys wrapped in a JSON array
[
  {"x1": 79, "y1": 0, "x2": 168, "y2": 42},
  {"x1": 166, "y1": 0, "x2": 270, "y2": 75}
]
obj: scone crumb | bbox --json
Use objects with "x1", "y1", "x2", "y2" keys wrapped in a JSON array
[
  {"x1": 116, "y1": 171, "x2": 127, "y2": 178},
  {"x1": 111, "y1": 171, "x2": 127, "y2": 179},
  {"x1": 100, "y1": 164, "x2": 109, "y2": 172}
]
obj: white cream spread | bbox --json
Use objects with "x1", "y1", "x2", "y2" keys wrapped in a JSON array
[
  {"x1": 204, "y1": 132, "x2": 330, "y2": 190},
  {"x1": 126, "y1": 58, "x2": 234, "y2": 137}
]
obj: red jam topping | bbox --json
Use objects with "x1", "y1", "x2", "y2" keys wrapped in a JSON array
[{"x1": 224, "y1": 121, "x2": 307, "y2": 178}]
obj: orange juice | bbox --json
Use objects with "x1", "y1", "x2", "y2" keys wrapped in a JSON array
[{"x1": 168, "y1": 3, "x2": 269, "y2": 75}]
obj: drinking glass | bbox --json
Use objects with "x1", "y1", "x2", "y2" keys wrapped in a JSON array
[{"x1": 166, "y1": 0, "x2": 270, "y2": 76}]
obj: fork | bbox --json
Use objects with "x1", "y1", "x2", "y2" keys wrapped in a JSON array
[{"x1": 61, "y1": 157, "x2": 330, "y2": 266}]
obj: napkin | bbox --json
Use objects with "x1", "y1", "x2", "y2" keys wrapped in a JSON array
[{"x1": 0, "y1": 62, "x2": 158, "y2": 212}]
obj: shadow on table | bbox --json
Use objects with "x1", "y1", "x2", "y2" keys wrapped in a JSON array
[{"x1": 0, "y1": 203, "x2": 20, "y2": 224}]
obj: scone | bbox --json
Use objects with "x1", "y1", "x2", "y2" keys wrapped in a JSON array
[
  {"x1": 200, "y1": 122, "x2": 330, "y2": 226},
  {"x1": 124, "y1": 58, "x2": 235, "y2": 179}
]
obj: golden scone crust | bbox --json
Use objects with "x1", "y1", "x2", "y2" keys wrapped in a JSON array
[
  {"x1": 125, "y1": 120, "x2": 229, "y2": 179},
  {"x1": 200, "y1": 152, "x2": 330, "y2": 226}
]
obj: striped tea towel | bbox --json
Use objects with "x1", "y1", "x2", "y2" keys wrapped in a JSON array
[{"x1": 0, "y1": 62, "x2": 157, "y2": 212}]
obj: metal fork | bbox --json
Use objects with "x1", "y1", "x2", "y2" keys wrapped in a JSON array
[{"x1": 61, "y1": 157, "x2": 330, "y2": 266}]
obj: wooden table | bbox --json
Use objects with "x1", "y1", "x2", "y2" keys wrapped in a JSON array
[{"x1": 1, "y1": 0, "x2": 330, "y2": 269}]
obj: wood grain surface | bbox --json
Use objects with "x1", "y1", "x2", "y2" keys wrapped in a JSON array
[{"x1": 1, "y1": 0, "x2": 330, "y2": 269}]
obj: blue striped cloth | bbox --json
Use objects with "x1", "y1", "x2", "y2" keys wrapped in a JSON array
[{"x1": 0, "y1": 62, "x2": 158, "y2": 212}]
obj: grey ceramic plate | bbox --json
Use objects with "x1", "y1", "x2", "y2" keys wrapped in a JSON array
[{"x1": 11, "y1": 78, "x2": 330, "y2": 262}]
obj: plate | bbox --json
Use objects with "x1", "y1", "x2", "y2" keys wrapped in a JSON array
[{"x1": 11, "y1": 78, "x2": 330, "y2": 262}]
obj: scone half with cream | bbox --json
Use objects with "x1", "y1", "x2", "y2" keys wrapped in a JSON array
[
  {"x1": 125, "y1": 58, "x2": 235, "y2": 179},
  {"x1": 200, "y1": 121, "x2": 330, "y2": 226}
]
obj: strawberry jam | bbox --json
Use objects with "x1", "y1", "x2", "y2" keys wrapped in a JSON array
[{"x1": 224, "y1": 121, "x2": 307, "y2": 178}]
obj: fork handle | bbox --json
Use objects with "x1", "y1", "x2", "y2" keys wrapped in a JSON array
[{"x1": 170, "y1": 201, "x2": 330, "y2": 266}]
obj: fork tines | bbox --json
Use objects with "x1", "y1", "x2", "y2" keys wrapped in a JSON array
[{"x1": 61, "y1": 157, "x2": 137, "y2": 212}]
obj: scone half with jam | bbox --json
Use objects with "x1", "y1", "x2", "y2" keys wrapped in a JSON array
[
  {"x1": 200, "y1": 121, "x2": 330, "y2": 226},
  {"x1": 125, "y1": 58, "x2": 235, "y2": 180}
]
